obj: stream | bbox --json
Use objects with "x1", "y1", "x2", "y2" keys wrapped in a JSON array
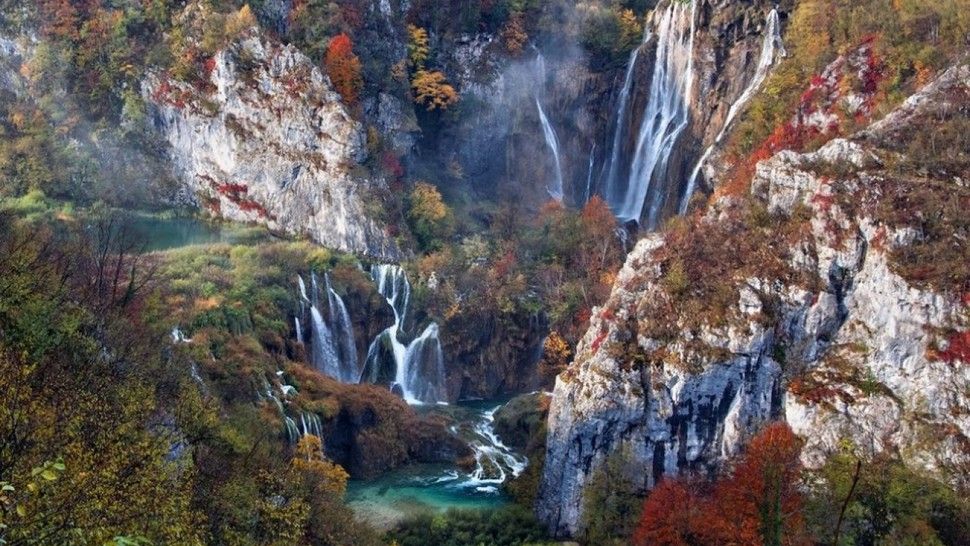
[{"x1": 346, "y1": 399, "x2": 527, "y2": 530}]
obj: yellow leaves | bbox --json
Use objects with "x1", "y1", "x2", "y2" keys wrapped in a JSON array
[
  {"x1": 407, "y1": 25, "x2": 430, "y2": 69},
  {"x1": 411, "y1": 69, "x2": 459, "y2": 111},
  {"x1": 616, "y1": 8, "x2": 643, "y2": 50},
  {"x1": 225, "y1": 4, "x2": 257, "y2": 42},
  {"x1": 408, "y1": 182, "x2": 448, "y2": 223},
  {"x1": 539, "y1": 331, "x2": 574, "y2": 384},
  {"x1": 500, "y1": 14, "x2": 529, "y2": 56},
  {"x1": 291, "y1": 435, "x2": 349, "y2": 497}
]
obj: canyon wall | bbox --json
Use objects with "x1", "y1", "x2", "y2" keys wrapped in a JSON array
[
  {"x1": 537, "y1": 64, "x2": 970, "y2": 537},
  {"x1": 142, "y1": 32, "x2": 401, "y2": 259}
]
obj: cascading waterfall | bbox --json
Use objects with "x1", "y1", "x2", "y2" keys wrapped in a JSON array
[
  {"x1": 607, "y1": 0, "x2": 697, "y2": 227},
  {"x1": 304, "y1": 272, "x2": 359, "y2": 383},
  {"x1": 466, "y1": 405, "x2": 528, "y2": 491},
  {"x1": 533, "y1": 52, "x2": 564, "y2": 201},
  {"x1": 366, "y1": 264, "x2": 447, "y2": 404},
  {"x1": 584, "y1": 145, "x2": 596, "y2": 204},
  {"x1": 325, "y1": 273, "x2": 359, "y2": 377},
  {"x1": 600, "y1": 42, "x2": 643, "y2": 203},
  {"x1": 294, "y1": 317, "x2": 303, "y2": 344},
  {"x1": 680, "y1": 8, "x2": 786, "y2": 212},
  {"x1": 299, "y1": 411, "x2": 323, "y2": 439}
]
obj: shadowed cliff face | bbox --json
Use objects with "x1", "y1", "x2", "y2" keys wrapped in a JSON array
[{"x1": 536, "y1": 64, "x2": 970, "y2": 537}]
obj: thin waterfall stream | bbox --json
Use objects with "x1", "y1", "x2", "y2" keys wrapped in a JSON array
[
  {"x1": 680, "y1": 8, "x2": 786, "y2": 212},
  {"x1": 534, "y1": 51, "x2": 565, "y2": 201}
]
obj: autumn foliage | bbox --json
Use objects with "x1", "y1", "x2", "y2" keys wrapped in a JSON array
[
  {"x1": 411, "y1": 70, "x2": 458, "y2": 111},
  {"x1": 324, "y1": 33, "x2": 363, "y2": 107},
  {"x1": 633, "y1": 422, "x2": 810, "y2": 546}
]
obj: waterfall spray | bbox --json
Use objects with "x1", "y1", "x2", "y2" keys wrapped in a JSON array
[{"x1": 680, "y1": 8, "x2": 786, "y2": 212}]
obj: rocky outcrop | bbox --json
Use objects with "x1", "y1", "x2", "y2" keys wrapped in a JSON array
[
  {"x1": 143, "y1": 32, "x2": 401, "y2": 259},
  {"x1": 537, "y1": 64, "x2": 969, "y2": 537}
]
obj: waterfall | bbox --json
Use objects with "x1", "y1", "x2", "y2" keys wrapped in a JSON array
[
  {"x1": 298, "y1": 274, "x2": 309, "y2": 302},
  {"x1": 680, "y1": 8, "x2": 786, "y2": 212},
  {"x1": 465, "y1": 405, "x2": 528, "y2": 490},
  {"x1": 310, "y1": 306, "x2": 341, "y2": 378},
  {"x1": 302, "y1": 273, "x2": 359, "y2": 383},
  {"x1": 299, "y1": 411, "x2": 323, "y2": 439},
  {"x1": 325, "y1": 273, "x2": 359, "y2": 380},
  {"x1": 601, "y1": 43, "x2": 643, "y2": 204},
  {"x1": 584, "y1": 145, "x2": 596, "y2": 204},
  {"x1": 367, "y1": 264, "x2": 447, "y2": 404},
  {"x1": 607, "y1": 0, "x2": 697, "y2": 227},
  {"x1": 171, "y1": 326, "x2": 192, "y2": 343},
  {"x1": 534, "y1": 52, "x2": 564, "y2": 201},
  {"x1": 536, "y1": 99, "x2": 565, "y2": 201},
  {"x1": 401, "y1": 323, "x2": 447, "y2": 404}
]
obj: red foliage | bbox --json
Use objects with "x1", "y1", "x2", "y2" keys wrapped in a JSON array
[
  {"x1": 215, "y1": 182, "x2": 249, "y2": 196},
  {"x1": 151, "y1": 75, "x2": 191, "y2": 109},
  {"x1": 719, "y1": 39, "x2": 884, "y2": 200},
  {"x1": 381, "y1": 152, "x2": 405, "y2": 181},
  {"x1": 632, "y1": 479, "x2": 705, "y2": 546},
  {"x1": 632, "y1": 422, "x2": 810, "y2": 546},
  {"x1": 711, "y1": 422, "x2": 810, "y2": 546},
  {"x1": 492, "y1": 249, "x2": 517, "y2": 279},
  {"x1": 324, "y1": 33, "x2": 363, "y2": 107},
  {"x1": 591, "y1": 330, "x2": 607, "y2": 353},
  {"x1": 937, "y1": 331, "x2": 970, "y2": 364},
  {"x1": 203, "y1": 57, "x2": 217, "y2": 76}
]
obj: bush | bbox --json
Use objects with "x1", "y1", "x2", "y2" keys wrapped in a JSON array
[{"x1": 389, "y1": 505, "x2": 549, "y2": 546}]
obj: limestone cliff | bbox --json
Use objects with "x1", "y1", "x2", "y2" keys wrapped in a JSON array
[
  {"x1": 537, "y1": 64, "x2": 969, "y2": 537},
  {"x1": 143, "y1": 32, "x2": 401, "y2": 260}
]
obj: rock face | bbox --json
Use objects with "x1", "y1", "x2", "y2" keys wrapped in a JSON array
[
  {"x1": 143, "y1": 32, "x2": 401, "y2": 260},
  {"x1": 537, "y1": 65, "x2": 969, "y2": 537}
]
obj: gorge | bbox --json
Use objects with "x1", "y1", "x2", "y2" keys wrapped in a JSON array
[{"x1": 0, "y1": 0, "x2": 966, "y2": 545}]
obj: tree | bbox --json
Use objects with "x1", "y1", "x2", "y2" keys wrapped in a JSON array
[
  {"x1": 500, "y1": 13, "x2": 528, "y2": 56},
  {"x1": 406, "y1": 182, "x2": 454, "y2": 251},
  {"x1": 407, "y1": 25, "x2": 430, "y2": 69},
  {"x1": 538, "y1": 331, "x2": 572, "y2": 382},
  {"x1": 324, "y1": 33, "x2": 363, "y2": 107},
  {"x1": 632, "y1": 479, "x2": 705, "y2": 546},
  {"x1": 411, "y1": 69, "x2": 458, "y2": 111},
  {"x1": 714, "y1": 422, "x2": 809, "y2": 546},
  {"x1": 631, "y1": 422, "x2": 811, "y2": 546}
]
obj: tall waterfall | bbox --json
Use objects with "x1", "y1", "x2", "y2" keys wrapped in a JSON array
[
  {"x1": 601, "y1": 43, "x2": 642, "y2": 205},
  {"x1": 584, "y1": 145, "x2": 596, "y2": 204},
  {"x1": 606, "y1": 0, "x2": 697, "y2": 227},
  {"x1": 680, "y1": 8, "x2": 786, "y2": 212},
  {"x1": 365, "y1": 264, "x2": 447, "y2": 404},
  {"x1": 534, "y1": 52, "x2": 564, "y2": 201},
  {"x1": 303, "y1": 273, "x2": 360, "y2": 383}
]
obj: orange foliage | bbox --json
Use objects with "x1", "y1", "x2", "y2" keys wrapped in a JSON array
[
  {"x1": 411, "y1": 70, "x2": 459, "y2": 111},
  {"x1": 39, "y1": 0, "x2": 80, "y2": 39},
  {"x1": 633, "y1": 422, "x2": 810, "y2": 546},
  {"x1": 632, "y1": 479, "x2": 705, "y2": 546},
  {"x1": 324, "y1": 33, "x2": 363, "y2": 107}
]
